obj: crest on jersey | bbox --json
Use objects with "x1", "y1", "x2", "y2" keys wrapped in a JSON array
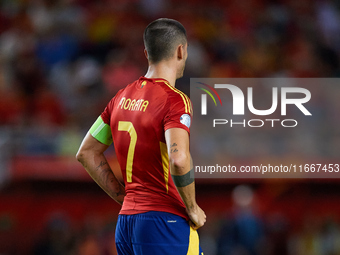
[{"x1": 180, "y1": 114, "x2": 191, "y2": 128}]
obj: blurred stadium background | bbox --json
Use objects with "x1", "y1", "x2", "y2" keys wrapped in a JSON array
[{"x1": 0, "y1": 0, "x2": 340, "y2": 254}]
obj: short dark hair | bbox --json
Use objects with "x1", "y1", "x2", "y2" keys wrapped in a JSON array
[{"x1": 143, "y1": 18, "x2": 187, "y2": 63}]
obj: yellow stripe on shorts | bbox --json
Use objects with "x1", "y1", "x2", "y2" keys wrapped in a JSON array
[{"x1": 186, "y1": 227, "x2": 199, "y2": 255}]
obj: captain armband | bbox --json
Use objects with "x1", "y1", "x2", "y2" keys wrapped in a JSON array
[
  {"x1": 89, "y1": 116, "x2": 113, "y2": 146},
  {"x1": 171, "y1": 168, "x2": 194, "y2": 187}
]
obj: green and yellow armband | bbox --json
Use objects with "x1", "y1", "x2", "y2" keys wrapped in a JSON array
[{"x1": 89, "y1": 116, "x2": 113, "y2": 145}]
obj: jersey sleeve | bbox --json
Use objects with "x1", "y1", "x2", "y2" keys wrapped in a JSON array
[
  {"x1": 164, "y1": 93, "x2": 192, "y2": 134},
  {"x1": 101, "y1": 99, "x2": 113, "y2": 125},
  {"x1": 100, "y1": 89, "x2": 124, "y2": 125},
  {"x1": 89, "y1": 95, "x2": 116, "y2": 146}
]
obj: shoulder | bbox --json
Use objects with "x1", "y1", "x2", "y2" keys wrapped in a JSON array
[
  {"x1": 158, "y1": 81, "x2": 192, "y2": 115},
  {"x1": 110, "y1": 79, "x2": 139, "y2": 103},
  {"x1": 107, "y1": 88, "x2": 125, "y2": 106}
]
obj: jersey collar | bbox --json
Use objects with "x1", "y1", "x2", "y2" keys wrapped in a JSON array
[{"x1": 139, "y1": 76, "x2": 170, "y2": 84}]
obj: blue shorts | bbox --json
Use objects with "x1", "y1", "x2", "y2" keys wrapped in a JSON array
[{"x1": 115, "y1": 211, "x2": 203, "y2": 255}]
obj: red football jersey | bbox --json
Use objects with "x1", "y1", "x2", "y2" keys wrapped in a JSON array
[{"x1": 101, "y1": 77, "x2": 192, "y2": 220}]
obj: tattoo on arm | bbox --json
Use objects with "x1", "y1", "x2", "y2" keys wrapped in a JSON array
[
  {"x1": 170, "y1": 148, "x2": 178, "y2": 153},
  {"x1": 96, "y1": 161, "x2": 125, "y2": 198},
  {"x1": 170, "y1": 142, "x2": 178, "y2": 153},
  {"x1": 96, "y1": 160, "x2": 108, "y2": 170},
  {"x1": 99, "y1": 167, "x2": 113, "y2": 188}
]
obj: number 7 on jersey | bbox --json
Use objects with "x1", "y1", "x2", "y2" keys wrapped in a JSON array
[{"x1": 118, "y1": 121, "x2": 137, "y2": 183}]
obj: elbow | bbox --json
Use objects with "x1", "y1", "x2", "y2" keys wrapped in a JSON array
[
  {"x1": 169, "y1": 153, "x2": 190, "y2": 174},
  {"x1": 76, "y1": 149, "x2": 86, "y2": 164}
]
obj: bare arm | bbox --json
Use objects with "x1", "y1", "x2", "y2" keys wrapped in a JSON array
[
  {"x1": 165, "y1": 128, "x2": 206, "y2": 229},
  {"x1": 76, "y1": 132, "x2": 125, "y2": 205}
]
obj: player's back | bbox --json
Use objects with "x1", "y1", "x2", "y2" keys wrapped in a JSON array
[{"x1": 101, "y1": 77, "x2": 191, "y2": 220}]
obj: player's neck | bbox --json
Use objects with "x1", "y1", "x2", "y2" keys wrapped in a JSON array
[{"x1": 144, "y1": 62, "x2": 177, "y2": 87}]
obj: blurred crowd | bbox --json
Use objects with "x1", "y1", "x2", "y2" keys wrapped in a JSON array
[
  {"x1": 0, "y1": 0, "x2": 340, "y2": 157},
  {"x1": 28, "y1": 185, "x2": 340, "y2": 255},
  {"x1": 32, "y1": 213, "x2": 118, "y2": 255},
  {"x1": 203, "y1": 185, "x2": 340, "y2": 255}
]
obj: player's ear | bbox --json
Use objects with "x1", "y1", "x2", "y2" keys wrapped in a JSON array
[
  {"x1": 177, "y1": 44, "x2": 184, "y2": 60},
  {"x1": 144, "y1": 49, "x2": 149, "y2": 60}
]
